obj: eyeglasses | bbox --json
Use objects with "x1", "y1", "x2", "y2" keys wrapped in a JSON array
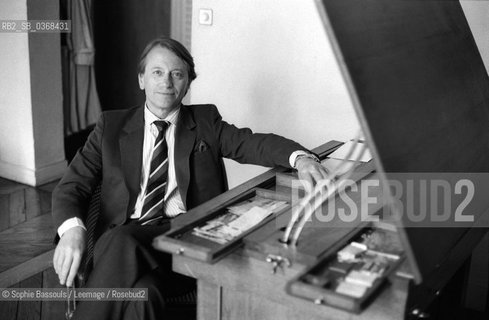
[{"x1": 65, "y1": 284, "x2": 76, "y2": 320}]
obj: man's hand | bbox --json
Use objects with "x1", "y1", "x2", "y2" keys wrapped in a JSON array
[
  {"x1": 53, "y1": 226, "x2": 86, "y2": 287},
  {"x1": 296, "y1": 157, "x2": 329, "y2": 192}
]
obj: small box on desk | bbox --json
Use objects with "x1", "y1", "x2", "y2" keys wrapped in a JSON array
[{"x1": 286, "y1": 225, "x2": 405, "y2": 313}]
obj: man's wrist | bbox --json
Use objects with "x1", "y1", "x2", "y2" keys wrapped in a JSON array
[
  {"x1": 290, "y1": 150, "x2": 320, "y2": 169},
  {"x1": 58, "y1": 217, "x2": 87, "y2": 238}
]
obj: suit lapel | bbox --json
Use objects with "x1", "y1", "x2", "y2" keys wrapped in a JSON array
[
  {"x1": 119, "y1": 107, "x2": 145, "y2": 206},
  {"x1": 175, "y1": 106, "x2": 196, "y2": 208}
]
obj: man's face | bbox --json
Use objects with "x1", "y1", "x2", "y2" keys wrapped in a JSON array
[{"x1": 138, "y1": 46, "x2": 190, "y2": 117}]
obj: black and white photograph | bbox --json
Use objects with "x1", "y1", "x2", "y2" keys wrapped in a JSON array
[{"x1": 1, "y1": 0, "x2": 489, "y2": 319}]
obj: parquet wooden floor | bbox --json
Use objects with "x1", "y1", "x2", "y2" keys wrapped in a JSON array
[
  {"x1": 0, "y1": 178, "x2": 66, "y2": 320},
  {"x1": 0, "y1": 178, "x2": 58, "y2": 286}
]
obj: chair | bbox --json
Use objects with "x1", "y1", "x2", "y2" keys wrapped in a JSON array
[
  {"x1": 75, "y1": 184, "x2": 100, "y2": 286},
  {"x1": 72, "y1": 184, "x2": 197, "y2": 318}
]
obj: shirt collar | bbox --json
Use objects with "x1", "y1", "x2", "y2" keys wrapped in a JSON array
[{"x1": 144, "y1": 104, "x2": 180, "y2": 126}]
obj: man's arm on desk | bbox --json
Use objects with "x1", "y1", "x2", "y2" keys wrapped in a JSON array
[{"x1": 203, "y1": 105, "x2": 329, "y2": 187}]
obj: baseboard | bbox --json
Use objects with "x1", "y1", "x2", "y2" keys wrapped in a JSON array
[
  {"x1": 35, "y1": 160, "x2": 67, "y2": 185},
  {"x1": 0, "y1": 160, "x2": 66, "y2": 186}
]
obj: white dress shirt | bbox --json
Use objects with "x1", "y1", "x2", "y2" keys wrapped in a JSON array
[{"x1": 131, "y1": 105, "x2": 185, "y2": 219}]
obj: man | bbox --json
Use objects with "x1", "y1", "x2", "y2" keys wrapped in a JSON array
[{"x1": 52, "y1": 38, "x2": 328, "y2": 319}]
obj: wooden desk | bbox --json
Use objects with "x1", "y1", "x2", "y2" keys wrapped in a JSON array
[
  {"x1": 172, "y1": 248, "x2": 410, "y2": 320},
  {"x1": 153, "y1": 140, "x2": 411, "y2": 319}
]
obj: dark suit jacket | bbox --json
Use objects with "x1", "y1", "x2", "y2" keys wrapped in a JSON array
[{"x1": 52, "y1": 104, "x2": 305, "y2": 241}]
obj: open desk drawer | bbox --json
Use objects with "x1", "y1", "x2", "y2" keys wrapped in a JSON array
[{"x1": 153, "y1": 186, "x2": 292, "y2": 263}]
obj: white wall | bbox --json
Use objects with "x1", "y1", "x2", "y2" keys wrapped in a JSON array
[
  {"x1": 0, "y1": 0, "x2": 36, "y2": 175},
  {"x1": 461, "y1": 0, "x2": 489, "y2": 74},
  {"x1": 0, "y1": 0, "x2": 66, "y2": 185},
  {"x1": 190, "y1": 0, "x2": 489, "y2": 189},
  {"x1": 190, "y1": 0, "x2": 359, "y2": 188}
]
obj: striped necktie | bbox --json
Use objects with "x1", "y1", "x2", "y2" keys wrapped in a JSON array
[{"x1": 139, "y1": 120, "x2": 170, "y2": 225}]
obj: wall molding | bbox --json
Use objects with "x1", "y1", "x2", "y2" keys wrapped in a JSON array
[{"x1": 0, "y1": 159, "x2": 66, "y2": 186}]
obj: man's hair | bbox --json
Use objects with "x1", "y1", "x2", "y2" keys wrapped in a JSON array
[{"x1": 137, "y1": 38, "x2": 197, "y2": 83}]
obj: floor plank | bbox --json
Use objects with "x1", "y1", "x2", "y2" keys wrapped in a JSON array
[
  {"x1": 0, "y1": 214, "x2": 55, "y2": 273},
  {"x1": 17, "y1": 273, "x2": 42, "y2": 320},
  {"x1": 38, "y1": 190, "x2": 52, "y2": 216},
  {"x1": 25, "y1": 188, "x2": 42, "y2": 221},
  {"x1": 9, "y1": 190, "x2": 26, "y2": 228},
  {"x1": 0, "y1": 194, "x2": 9, "y2": 232},
  {"x1": 41, "y1": 268, "x2": 65, "y2": 320},
  {"x1": 0, "y1": 281, "x2": 19, "y2": 320},
  {"x1": 0, "y1": 178, "x2": 25, "y2": 195}
]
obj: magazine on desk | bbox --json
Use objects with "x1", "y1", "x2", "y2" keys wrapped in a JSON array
[{"x1": 192, "y1": 196, "x2": 288, "y2": 244}]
